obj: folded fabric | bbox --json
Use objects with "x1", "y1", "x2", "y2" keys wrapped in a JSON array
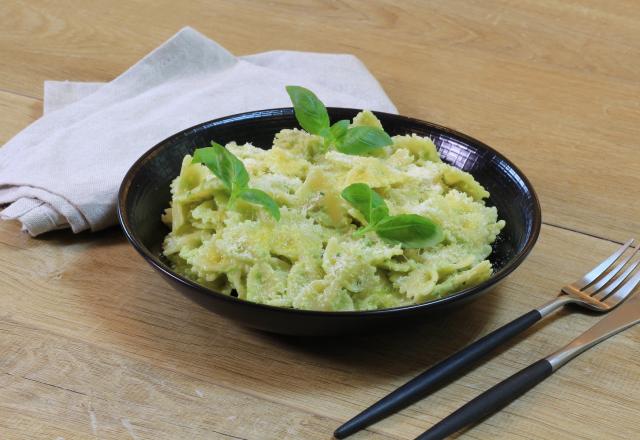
[{"x1": 0, "y1": 27, "x2": 397, "y2": 236}]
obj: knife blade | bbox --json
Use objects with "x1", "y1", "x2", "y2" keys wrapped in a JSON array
[{"x1": 547, "y1": 271, "x2": 640, "y2": 371}]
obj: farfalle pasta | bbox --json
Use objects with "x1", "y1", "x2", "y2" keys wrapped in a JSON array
[{"x1": 162, "y1": 111, "x2": 505, "y2": 311}]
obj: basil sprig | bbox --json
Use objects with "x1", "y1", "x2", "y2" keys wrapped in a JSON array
[
  {"x1": 340, "y1": 182, "x2": 388, "y2": 233},
  {"x1": 193, "y1": 142, "x2": 280, "y2": 220},
  {"x1": 285, "y1": 85, "x2": 330, "y2": 135},
  {"x1": 285, "y1": 85, "x2": 392, "y2": 155},
  {"x1": 341, "y1": 183, "x2": 443, "y2": 248}
]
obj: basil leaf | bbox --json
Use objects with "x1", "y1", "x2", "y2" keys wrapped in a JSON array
[
  {"x1": 319, "y1": 127, "x2": 333, "y2": 143},
  {"x1": 192, "y1": 142, "x2": 249, "y2": 192},
  {"x1": 192, "y1": 144, "x2": 232, "y2": 190},
  {"x1": 286, "y1": 85, "x2": 330, "y2": 135},
  {"x1": 341, "y1": 183, "x2": 388, "y2": 225},
  {"x1": 217, "y1": 142, "x2": 250, "y2": 190},
  {"x1": 374, "y1": 214, "x2": 444, "y2": 249},
  {"x1": 337, "y1": 126, "x2": 393, "y2": 155},
  {"x1": 193, "y1": 143, "x2": 280, "y2": 220},
  {"x1": 238, "y1": 188, "x2": 281, "y2": 220},
  {"x1": 329, "y1": 120, "x2": 350, "y2": 141}
]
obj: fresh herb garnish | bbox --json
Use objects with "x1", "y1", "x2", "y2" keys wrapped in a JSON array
[
  {"x1": 193, "y1": 142, "x2": 281, "y2": 220},
  {"x1": 373, "y1": 214, "x2": 443, "y2": 248},
  {"x1": 236, "y1": 187, "x2": 280, "y2": 221},
  {"x1": 329, "y1": 119, "x2": 350, "y2": 141},
  {"x1": 285, "y1": 86, "x2": 330, "y2": 136},
  {"x1": 341, "y1": 183, "x2": 443, "y2": 248},
  {"x1": 340, "y1": 182, "x2": 389, "y2": 234},
  {"x1": 285, "y1": 85, "x2": 393, "y2": 155},
  {"x1": 340, "y1": 126, "x2": 393, "y2": 156}
]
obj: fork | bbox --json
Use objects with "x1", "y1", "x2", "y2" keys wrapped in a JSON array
[{"x1": 335, "y1": 239, "x2": 640, "y2": 439}]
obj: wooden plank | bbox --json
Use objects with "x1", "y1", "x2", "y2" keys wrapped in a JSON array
[
  {"x1": 1, "y1": 0, "x2": 640, "y2": 94},
  {"x1": 0, "y1": 219, "x2": 638, "y2": 439},
  {"x1": 0, "y1": 321, "x2": 394, "y2": 440}
]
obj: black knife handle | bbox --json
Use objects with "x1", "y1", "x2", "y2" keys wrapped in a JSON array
[{"x1": 415, "y1": 359, "x2": 553, "y2": 440}]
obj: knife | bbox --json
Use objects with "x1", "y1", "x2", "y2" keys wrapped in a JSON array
[{"x1": 415, "y1": 289, "x2": 640, "y2": 440}]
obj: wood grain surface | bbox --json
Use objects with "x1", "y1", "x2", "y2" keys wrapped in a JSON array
[{"x1": 1, "y1": 1, "x2": 639, "y2": 439}]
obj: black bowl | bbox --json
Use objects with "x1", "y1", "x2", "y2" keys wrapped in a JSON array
[{"x1": 118, "y1": 108, "x2": 541, "y2": 336}]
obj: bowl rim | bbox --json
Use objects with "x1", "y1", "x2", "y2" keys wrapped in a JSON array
[{"x1": 118, "y1": 107, "x2": 542, "y2": 318}]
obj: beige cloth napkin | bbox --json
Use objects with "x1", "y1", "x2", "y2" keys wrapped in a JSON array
[{"x1": 0, "y1": 27, "x2": 397, "y2": 236}]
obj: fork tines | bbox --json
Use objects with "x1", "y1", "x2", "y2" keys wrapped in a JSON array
[{"x1": 574, "y1": 239, "x2": 640, "y2": 307}]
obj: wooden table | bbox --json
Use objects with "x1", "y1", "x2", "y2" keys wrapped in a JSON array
[{"x1": 1, "y1": 1, "x2": 639, "y2": 439}]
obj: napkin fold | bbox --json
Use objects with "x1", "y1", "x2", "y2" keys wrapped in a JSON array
[{"x1": 0, "y1": 27, "x2": 397, "y2": 236}]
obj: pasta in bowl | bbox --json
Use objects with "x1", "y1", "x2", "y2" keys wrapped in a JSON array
[
  {"x1": 161, "y1": 87, "x2": 504, "y2": 312},
  {"x1": 118, "y1": 89, "x2": 539, "y2": 335}
]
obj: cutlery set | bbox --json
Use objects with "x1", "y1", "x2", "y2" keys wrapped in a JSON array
[{"x1": 336, "y1": 239, "x2": 640, "y2": 439}]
